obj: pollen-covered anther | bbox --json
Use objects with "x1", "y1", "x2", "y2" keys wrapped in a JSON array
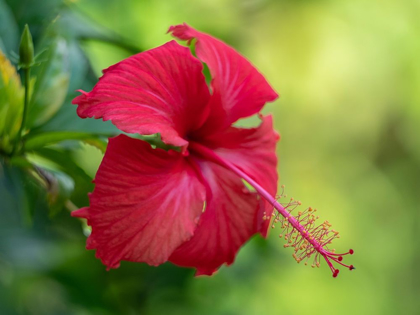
[{"x1": 272, "y1": 187, "x2": 354, "y2": 277}]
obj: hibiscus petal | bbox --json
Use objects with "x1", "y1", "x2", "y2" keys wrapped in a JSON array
[
  {"x1": 72, "y1": 40, "x2": 210, "y2": 149},
  {"x1": 169, "y1": 23, "x2": 279, "y2": 131},
  {"x1": 72, "y1": 134, "x2": 206, "y2": 269},
  {"x1": 200, "y1": 115, "x2": 279, "y2": 237},
  {"x1": 169, "y1": 159, "x2": 262, "y2": 276}
]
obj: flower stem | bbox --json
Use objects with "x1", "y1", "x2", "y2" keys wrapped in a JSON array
[{"x1": 12, "y1": 68, "x2": 30, "y2": 156}]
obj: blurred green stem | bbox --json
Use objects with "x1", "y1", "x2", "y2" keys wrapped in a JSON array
[{"x1": 12, "y1": 68, "x2": 30, "y2": 156}]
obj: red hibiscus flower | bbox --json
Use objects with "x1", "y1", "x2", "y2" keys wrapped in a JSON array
[{"x1": 72, "y1": 23, "x2": 354, "y2": 277}]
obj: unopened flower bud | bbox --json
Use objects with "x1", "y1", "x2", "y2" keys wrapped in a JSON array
[{"x1": 19, "y1": 24, "x2": 34, "y2": 69}]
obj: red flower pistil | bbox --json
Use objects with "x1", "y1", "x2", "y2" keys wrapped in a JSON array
[{"x1": 271, "y1": 187, "x2": 354, "y2": 277}]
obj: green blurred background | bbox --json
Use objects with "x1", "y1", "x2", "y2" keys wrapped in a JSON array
[{"x1": 1, "y1": 0, "x2": 419, "y2": 314}]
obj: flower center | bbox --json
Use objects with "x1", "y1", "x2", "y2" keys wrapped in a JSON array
[{"x1": 189, "y1": 142, "x2": 355, "y2": 277}]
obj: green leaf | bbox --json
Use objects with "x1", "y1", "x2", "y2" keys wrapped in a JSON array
[
  {"x1": 26, "y1": 38, "x2": 70, "y2": 128},
  {"x1": 55, "y1": 9, "x2": 113, "y2": 43},
  {"x1": 23, "y1": 131, "x2": 109, "y2": 151},
  {"x1": 56, "y1": 9, "x2": 142, "y2": 54},
  {"x1": 0, "y1": 159, "x2": 26, "y2": 226},
  {"x1": 37, "y1": 101, "x2": 121, "y2": 135},
  {"x1": 67, "y1": 39, "x2": 90, "y2": 92},
  {"x1": 82, "y1": 137, "x2": 108, "y2": 153},
  {"x1": 0, "y1": 0, "x2": 19, "y2": 52},
  {"x1": 34, "y1": 167, "x2": 75, "y2": 217},
  {"x1": 8, "y1": 155, "x2": 33, "y2": 168},
  {"x1": 0, "y1": 38, "x2": 5, "y2": 53},
  {"x1": 0, "y1": 50, "x2": 24, "y2": 154},
  {"x1": 0, "y1": 158, "x2": 46, "y2": 227},
  {"x1": 136, "y1": 134, "x2": 181, "y2": 152},
  {"x1": 32, "y1": 147, "x2": 95, "y2": 208},
  {"x1": 4, "y1": 0, "x2": 63, "y2": 41},
  {"x1": 24, "y1": 150, "x2": 80, "y2": 217}
]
